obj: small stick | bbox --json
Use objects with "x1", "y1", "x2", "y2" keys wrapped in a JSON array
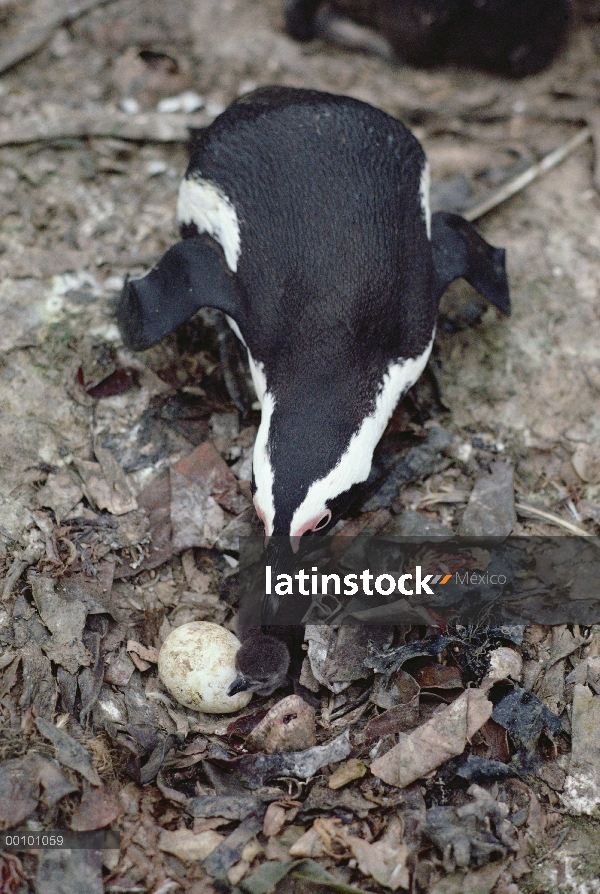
[
  {"x1": 0, "y1": 108, "x2": 210, "y2": 147},
  {"x1": 515, "y1": 501, "x2": 593, "y2": 537},
  {"x1": 464, "y1": 126, "x2": 592, "y2": 221},
  {"x1": 0, "y1": 0, "x2": 120, "y2": 75}
]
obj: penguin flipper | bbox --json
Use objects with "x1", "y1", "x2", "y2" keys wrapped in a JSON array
[
  {"x1": 431, "y1": 211, "x2": 510, "y2": 315},
  {"x1": 116, "y1": 235, "x2": 243, "y2": 351}
]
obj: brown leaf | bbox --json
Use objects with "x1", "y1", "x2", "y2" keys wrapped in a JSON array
[
  {"x1": 311, "y1": 816, "x2": 410, "y2": 890},
  {"x1": 413, "y1": 663, "x2": 464, "y2": 690},
  {"x1": 158, "y1": 829, "x2": 224, "y2": 862},
  {"x1": 370, "y1": 689, "x2": 493, "y2": 788},
  {"x1": 0, "y1": 851, "x2": 23, "y2": 894},
  {"x1": 115, "y1": 475, "x2": 173, "y2": 577},
  {"x1": 262, "y1": 803, "x2": 287, "y2": 838},
  {"x1": 372, "y1": 670, "x2": 420, "y2": 710},
  {"x1": 328, "y1": 759, "x2": 368, "y2": 790},
  {"x1": 345, "y1": 818, "x2": 410, "y2": 891},
  {"x1": 35, "y1": 472, "x2": 83, "y2": 524},
  {"x1": 365, "y1": 703, "x2": 420, "y2": 743},
  {"x1": 173, "y1": 442, "x2": 249, "y2": 515},
  {"x1": 35, "y1": 717, "x2": 101, "y2": 786},
  {"x1": 84, "y1": 367, "x2": 139, "y2": 399},
  {"x1": 572, "y1": 443, "x2": 600, "y2": 483},
  {"x1": 0, "y1": 755, "x2": 77, "y2": 831},
  {"x1": 73, "y1": 456, "x2": 136, "y2": 516},
  {"x1": 562, "y1": 683, "x2": 600, "y2": 814},
  {"x1": 428, "y1": 864, "x2": 503, "y2": 894},
  {"x1": 289, "y1": 826, "x2": 325, "y2": 858},
  {"x1": 127, "y1": 640, "x2": 159, "y2": 664},
  {"x1": 30, "y1": 575, "x2": 90, "y2": 675},
  {"x1": 479, "y1": 719, "x2": 510, "y2": 762},
  {"x1": 104, "y1": 648, "x2": 135, "y2": 686},
  {"x1": 246, "y1": 696, "x2": 316, "y2": 753},
  {"x1": 70, "y1": 787, "x2": 120, "y2": 831},
  {"x1": 170, "y1": 467, "x2": 229, "y2": 552},
  {"x1": 0, "y1": 756, "x2": 42, "y2": 831},
  {"x1": 481, "y1": 647, "x2": 523, "y2": 691}
]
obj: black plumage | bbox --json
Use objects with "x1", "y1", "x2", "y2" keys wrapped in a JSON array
[{"x1": 285, "y1": 0, "x2": 572, "y2": 77}]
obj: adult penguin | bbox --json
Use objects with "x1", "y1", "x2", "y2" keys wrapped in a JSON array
[
  {"x1": 284, "y1": 0, "x2": 572, "y2": 78},
  {"x1": 117, "y1": 87, "x2": 510, "y2": 619}
]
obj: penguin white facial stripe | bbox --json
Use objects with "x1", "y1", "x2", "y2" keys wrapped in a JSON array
[
  {"x1": 253, "y1": 388, "x2": 276, "y2": 537},
  {"x1": 226, "y1": 314, "x2": 247, "y2": 347},
  {"x1": 177, "y1": 177, "x2": 241, "y2": 272},
  {"x1": 290, "y1": 334, "x2": 435, "y2": 538},
  {"x1": 244, "y1": 353, "x2": 276, "y2": 537},
  {"x1": 225, "y1": 321, "x2": 275, "y2": 534},
  {"x1": 420, "y1": 161, "x2": 431, "y2": 240}
]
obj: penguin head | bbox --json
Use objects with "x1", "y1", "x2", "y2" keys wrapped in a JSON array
[
  {"x1": 227, "y1": 633, "x2": 290, "y2": 696},
  {"x1": 250, "y1": 327, "x2": 436, "y2": 551}
]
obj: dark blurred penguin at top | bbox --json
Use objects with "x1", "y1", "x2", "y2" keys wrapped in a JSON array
[{"x1": 285, "y1": 0, "x2": 572, "y2": 77}]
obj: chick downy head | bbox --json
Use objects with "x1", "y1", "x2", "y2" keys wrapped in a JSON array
[{"x1": 227, "y1": 634, "x2": 291, "y2": 696}]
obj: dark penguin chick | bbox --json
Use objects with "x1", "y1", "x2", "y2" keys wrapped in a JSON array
[
  {"x1": 228, "y1": 634, "x2": 291, "y2": 696},
  {"x1": 117, "y1": 87, "x2": 510, "y2": 618},
  {"x1": 285, "y1": 0, "x2": 571, "y2": 77}
]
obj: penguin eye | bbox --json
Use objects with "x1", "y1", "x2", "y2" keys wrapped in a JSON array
[{"x1": 312, "y1": 510, "x2": 331, "y2": 531}]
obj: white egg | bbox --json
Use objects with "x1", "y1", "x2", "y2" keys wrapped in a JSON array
[{"x1": 158, "y1": 621, "x2": 252, "y2": 714}]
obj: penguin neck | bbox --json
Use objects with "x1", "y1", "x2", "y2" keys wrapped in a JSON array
[{"x1": 250, "y1": 332, "x2": 435, "y2": 539}]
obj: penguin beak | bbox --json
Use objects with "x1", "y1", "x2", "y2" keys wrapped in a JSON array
[
  {"x1": 228, "y1": 674, "x2": 251, "y2": 696},
  {"x1": 260, "y1": 537, "x2": 297, "y2": 624}
]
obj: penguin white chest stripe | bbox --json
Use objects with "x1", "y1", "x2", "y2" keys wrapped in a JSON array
[
  {"x1": 177, "y1": 177, "x2": 241, "y2": 272},
  {"x1": 290, "y1": 333, "x2": 435, "y2": 537}
]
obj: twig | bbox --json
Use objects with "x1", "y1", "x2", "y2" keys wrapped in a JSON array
[
  {"x1": 587, "y1": 112, "x2": 600, "y2": 191},
  {"x1": 418, "y1": 490, "x2": 470, "y2": 507},
  {"x1": 533, "y1": 826, "x2": 569, "y2": 864},
  {"x1": 0, "y1": 107, "x2": 210, "y2": 147},
  {"x1": 515, "y1": 501, "x2": 592, "y2": 537},
  {"x1": 0, "y1": 0, "x2": 120, "y2": 75},
  {"x1": 464, "y1": 126, "x2": 592, "y2": 221}
]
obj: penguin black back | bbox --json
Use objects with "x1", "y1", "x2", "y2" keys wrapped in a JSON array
[{"x1": 185, "y1": 87, "x2": 435, "y2": 362}]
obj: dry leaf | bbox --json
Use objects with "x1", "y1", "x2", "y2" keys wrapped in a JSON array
[
  {"x1": 345, "y1": 817, "x2": 410, "y2": 891},
  {"x1": 262, "y1": 803, "x2": 287, "y2": 838},
  {"x1": 562, "y1": 683, "x2": 600, "y2": 815},
  {"x1": 289, "y1": 826, "x2": 325, "y2": 858},
  {"x1": 246, "y1": 696, "x2": 316, "y2": 753},
  {"x1": 481, "y1": 647, "x2": 523, "y2": 691},
  {"x1": 371, "y1": 689, "x2": 493, "y2": 788},
  {"x1": 158, "y1": 828, "x2": 224, "y2": 862},
  {"x1": 572, "y1": 444, "x2": 600, "y2": 483},
  {"x1": 311, "y1": 816, "x2": 409, "y2": 890},
  {"x1": 328, "y1": 759, "x2": 368, "y2": 790}
]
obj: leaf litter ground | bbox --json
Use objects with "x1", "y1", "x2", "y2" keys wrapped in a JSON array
[{"x1": 1, "y1": 1, "x2": 600, "y2": 893}]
